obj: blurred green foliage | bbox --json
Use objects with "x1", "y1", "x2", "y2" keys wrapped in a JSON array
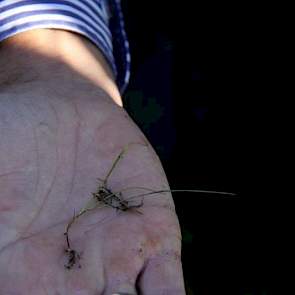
[
  {"x1": 124, "y1": 90, "x2": 164, "y2": 132},
  {"x1": 182, "y1": 227, "x2": 193, "y2": 244}
]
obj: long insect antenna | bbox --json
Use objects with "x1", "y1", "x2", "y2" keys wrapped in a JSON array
[
  {"x1": 107, "y1": 186, "x2": 237, "y2": 203},
  {"x1": 64, "y1": 201, "x2": 108, "y2": 238},
  {"x1": 102, "y1": 142, "x2": 148, "y2": 187},
  {"x1": 65, "y1": 232, "x2": 70, "y2": 249},
  {"x1": 64, "y1": 209, "x2": 76, "y2": 248},
  {"x1": 103, "y1": 147, "x2": 126, "y2": 187},
  {"x1": 127, "y1": 189, "x2": 237, "y2": 202}
]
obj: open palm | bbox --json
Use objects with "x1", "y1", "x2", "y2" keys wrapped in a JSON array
[{"x1": 0, "y1": 90, "x2": 185, "y2": 295}]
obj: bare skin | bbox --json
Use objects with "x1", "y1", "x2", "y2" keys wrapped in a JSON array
[{"x1": 0, "y1": 30, "x2": 185, "y2": 294}]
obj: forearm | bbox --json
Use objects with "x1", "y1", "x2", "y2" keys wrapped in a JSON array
[{"x1": 0, "y1": 29, "x2": 123, "y2": 106}]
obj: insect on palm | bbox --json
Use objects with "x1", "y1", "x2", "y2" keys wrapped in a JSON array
[{"x1": 63, "y1": 142, "x2": 236, "y2": 269}]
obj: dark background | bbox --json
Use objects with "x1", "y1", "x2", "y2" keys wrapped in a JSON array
[{"x1": 121, "y1": 2, "x2": 270, "y2": 294}]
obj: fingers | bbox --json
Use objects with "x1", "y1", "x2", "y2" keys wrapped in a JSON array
[
  {"x1": 137, "y1": 250, "x2": 186, "y2": 295},
  {"x1": 103, "y1": 265, "x2": 139, "y2": 295},
  {"x1": 102, "y1": 244, "x2": 144, "y2": 295}
]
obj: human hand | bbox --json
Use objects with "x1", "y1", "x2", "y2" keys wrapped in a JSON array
[{"x1": 0, "y1": 89, "x2": 185, "y2": 294}]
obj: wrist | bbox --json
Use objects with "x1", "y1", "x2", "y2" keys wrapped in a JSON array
[{"x1": 0, "y1": 29, "x2": 123, "y2": 107}]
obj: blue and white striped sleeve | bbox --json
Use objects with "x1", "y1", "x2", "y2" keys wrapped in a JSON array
[{"x1": 0, "y1": 0, "x2": 131, "y2": 95}]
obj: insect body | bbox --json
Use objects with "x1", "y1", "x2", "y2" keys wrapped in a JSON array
[
  {"x1": 63, "y1": 143, "x2": 147, "y2": 269},
  {"x1": 92, "y1": 187, "x2": 143, "y2": 212},
  {"x1": 63, "y1": 142, "x2": 236, "y2": 270}
]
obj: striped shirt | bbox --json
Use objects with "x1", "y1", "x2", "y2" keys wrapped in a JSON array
[{"x1": 0, "y1": 0, "x2": 131, "y2": 94}]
